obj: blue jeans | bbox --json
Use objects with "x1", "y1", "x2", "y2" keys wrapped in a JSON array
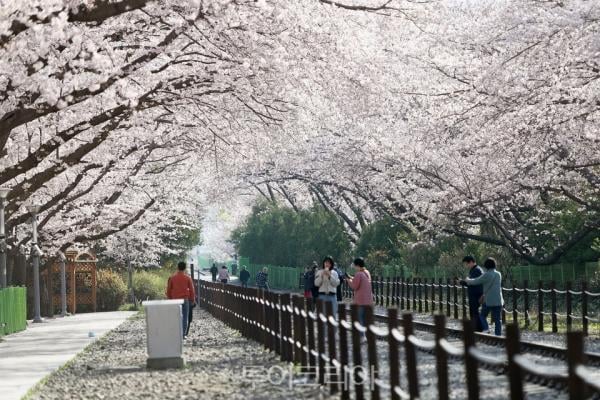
[
  {"x1": 357, "y1": 305, "x2": 367, "y2": 338},
  {"x1": 468, "y1": 299, "x2": 483, "y2": 332},
  {"x1": 181, "y1": 300, "x2": 190, "y2": 338},
  {"x1": 480, "y1": 304, "x2": 502, "y2": 336},
  {"x1": 321, "y1": 294, "x2": 338, "y2": 319}
]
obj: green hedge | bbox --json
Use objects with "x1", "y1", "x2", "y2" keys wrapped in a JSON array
[{"x1": 0, "y1": 287, "x2": 27, "y2": 337}]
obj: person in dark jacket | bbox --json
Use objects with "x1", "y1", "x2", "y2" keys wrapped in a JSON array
[
  {"x1": 239, "y1": 265, "x2": 250, "y2": 287},
  {"x1": 333, "y1": 263, "x2": 345, "y2": 302},
  {"x1": 461, "y1": 255, "x2": 484, "y2": 331},
  {"x1": 256, "y1": 267, "x2": 269, "y2": 290},
  {"x1": 210, "y1": 263, "x2": 218, "y2": 282},
  {"x1": 304, "y1": 265, "x2": 316, "y2": 298}
]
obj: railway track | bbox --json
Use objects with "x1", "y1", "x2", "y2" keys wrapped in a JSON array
[
  {"x1": 243, "y1": 284, "x2": 600, "y2": 365},
  {"x1": 371, "y1": 310, "x2": 600, "y2": 366}
]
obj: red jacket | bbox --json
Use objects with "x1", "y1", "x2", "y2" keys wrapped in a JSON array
[{"x1": 166, "y1": 272, "x2": 196, "y2": 302}]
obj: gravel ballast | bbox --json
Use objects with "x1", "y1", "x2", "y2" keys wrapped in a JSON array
[{"x1": 28, "y1": 309, "x2": 335, "y2": 400}]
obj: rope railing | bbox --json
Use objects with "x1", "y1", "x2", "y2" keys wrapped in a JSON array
[
  {"x1": 199, "y1": 281, "x2": 600, "y2": 400},
  {"x1": 339, "y1": 277, "x2": 600, "y2": 336}
]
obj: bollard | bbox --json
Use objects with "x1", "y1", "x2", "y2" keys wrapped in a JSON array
[{"x1": 143, "y1": 299, "x2": 185, "y2": 369}]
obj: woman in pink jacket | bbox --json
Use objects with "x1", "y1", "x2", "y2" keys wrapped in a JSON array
[{"x1": 345, "y1": 257, "x2": 373, "y2": 336}]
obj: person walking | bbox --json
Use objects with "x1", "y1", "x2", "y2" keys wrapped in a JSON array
[
  {"x1": 239, "y1": 265, "x2": 250, "y2": 287},
  {"x1": 345, "y1": 257, "x2": 373, "y2": 339},
  {"x1": 166, "y1": 261, "x2": 196, "y2": 338},
  {"x1": 210, "y1": 263, "x2": 218, "y2": 282},
  {"x1": 461, "y1": 255, "x2": 484, "y2": 331},
  {"x1": 255, "y1": 267, "x2": 270, "y2": 290},
  {"x1": 461, "y1": 257, "x2": 504, "y2": 336},
  {"x1": 303, "y1": 264, "x2": 317, "y2": 298},
  {"x1": 315, "y1": 256, "x2": 340, "y2": 318},
  {"x1": 218, "y1": 266, "x2": 230, "y2": 284}
]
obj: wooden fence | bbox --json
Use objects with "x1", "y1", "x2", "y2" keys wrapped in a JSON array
[
  {"x1": 335, "y1": 277, "x2": 600, "y2": 336},
  {"x1": 198, "y1": 281, "x2": 600, "y2": 400}
]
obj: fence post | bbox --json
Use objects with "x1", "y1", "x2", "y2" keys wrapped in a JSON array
[
  {"x1": 400, "y1": 278, "x2": 405, "y2": 310},
  {"x1": 505, "y1": 324, "x2": 524, "y2": 400},
  {"x1": 424, "y1": 278, "x2": 430, "y2": 313},
  {"x1": 512, "y1": 283, "x2": 518, "y2": 327},
  {"x1": 306, "y1": 298, "x2": 317, "y2": 379},
  {"x1": 267, "y1": 291, "x2": 277, "y2": 352},
  {"x1": 501, "y1": 289, "x2": 506, "y2": 326},
  {"x1": 316, "y1": 299, "x2": 326, "y2": 385},
  {"x1": 284, "y1": 293, "x2": 294, "y2": 361},
  {"x1": 377, "y1": 276, "x2": 382, "y2": 306},
  {"x1": 434, "y1": 314, "x2": 449, "y2": 400},
  {"x1": 381, "y1": 277, "x2": 385, "y2": 307},
  {"x1": 338, "y1": 304, "x2": 350, "y2": 400},
  {"x1": 365, "y1": 306, "x2": 380, "y2": 400},
  {"x1": 439, "y1": 278, "x2": 444, "y2": 315},
  {"x1": 566, "y1": 281, "x2": 572, "y2": 332},
  {"x1": 275, "y1": 293, "x2": 282, "y2": 355},
  {"x1": 418, "y1": 278, "x2": 423, "y2": 313},
  {"x1": 566, "y1": 331, "x2": 585, "y2": 400},
  {"x1": 388, "y1": 308, "x2": 401, "y2": 400},
  {"x1": 386, "y1": 277, "x2": 391, "y2": 308},
  {"x1": 582, "y1": 281, "x2": 588, "y2": 336},
  {"x1": 350, "y1": 304, "x2": 365, "y2": 400},
  {"x1": 523, "y1": 280, "x2": 530, "y2": 329},
  {"x1": 391, "y1": 276, "x2": 397, "y2": 307},
  {"x1": 461, "y1": 282, "x2": 467, "y2": 320},
  {"x1": 292, "y1": 295, "x2": 304, "y2": 365},
  {"x1": 325, "y1": 301, "x2": 339, "y2": 395},
  {"x1": 403, "y1": 313, "x2": 419, "y2": 400},
  {"x1": 413, "y1": 278, "x2": 418, "y2": 311},
  {"x1": 254, "y1": 288, "x2": 261, "y2": 342},
  {"x1": 407, "y1": 278, "x2": 412, "y2": 311},
  {"x1": 260, "y1": 289, "x2": 269, "y2": 349},
  {"x1": 551, "y1": 280, "x2": 558, "y2": 333},
  {"x1": 453, "y1": 280, "x2": 459, "y2": 320},
  {"x1": 410, "y1": 278, "x2": 415, "y2": 311},
  {"x1": 392, "y1": 276, "x2": 400, "y2": 307},
  {"x1": 446, "y1": 279, "x2": 451, "y2": 317},
  {"x1": 538, "y1": 281, "x2": 544, "y2": 332},
  {"x1": 462, "y1": 319, "x2": 480, "y2": 400}
]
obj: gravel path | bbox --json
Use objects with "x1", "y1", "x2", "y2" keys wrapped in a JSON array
[{"x1": 28, "y1": 309, "x2": 335, "y2": 400}]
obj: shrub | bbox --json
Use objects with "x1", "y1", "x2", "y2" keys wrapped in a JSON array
[
  {"x1": 118, "y1": 303, "x2": 142, "y2": 312},
  {"x1": 96, "y1": 269, "x2": 127, "y2": 311},
  {"x1": 133, "y1": 271, "x2": 166, "y2": 301}
]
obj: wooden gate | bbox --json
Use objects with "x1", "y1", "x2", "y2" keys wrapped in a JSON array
[{"x1": 46, "y1": 250, "x2": 97, "y2": 314}]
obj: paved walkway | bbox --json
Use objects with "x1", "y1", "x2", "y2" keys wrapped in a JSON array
[{"x1": 0, "y1": 311, "x2": 134, "y2": 400}]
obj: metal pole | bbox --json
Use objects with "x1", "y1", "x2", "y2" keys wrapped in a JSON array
[
  {"x1": 190, "y1": 262, "x2": 197, "y2": 303},
  {"x1": 31, "y1": 212, "x2": 42, "y2": 323},
  {"x1": 0, "y1": 197, "x2": 6, "y2": 288},
  {"x1": 58, "y1": 252, "x2": 67, "y2": 316}
]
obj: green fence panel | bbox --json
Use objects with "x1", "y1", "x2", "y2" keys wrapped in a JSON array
[
  {"x1": 245, "y1": 263, "x2": 301, "y2": 290},
  {"x1": 0, "y1": 287, "x2": 27, "y2": 337}
]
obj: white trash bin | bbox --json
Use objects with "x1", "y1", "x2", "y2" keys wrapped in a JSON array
[{"x1": 143, "y1": 299, "x2": 185, "y2": 369}]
